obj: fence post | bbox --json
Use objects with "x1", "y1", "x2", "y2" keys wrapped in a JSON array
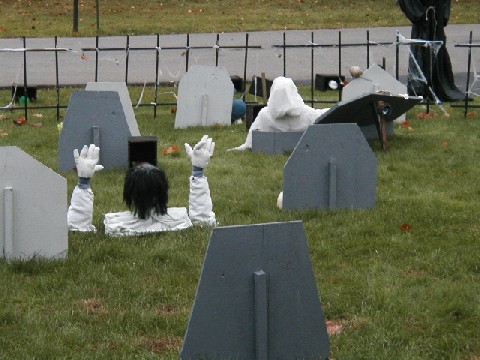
[
  {"x1": 338, "y1": 31, "x2": 342, "y2": 101},
  {"x1": 154, "y1": 34, "x2": 160, "y2": 119},
  {"x1": 22, "y1": 37, "x2": 28, "y2": 122},
  {"x1": 367, "y1": 30, "x2": 370, "y2": 69},
  {"x1": 186, "y1": 33, "x2": 190, "y2": 73},
  {"x1": 283, "y1": 32, "x2": 286, "y2": 77},
  {"x1": 464, "y1": 31, "x2": 473, "y2": 117},
  {"x1": 95, "y1": 36, "x2": 99, "y2": 82},
  {"x1": 55, "y1": 36, "x2": 60, "y2": 122},
  {"x1": 125, "y1": 35, "x2": 130, "y2": 84},
  {"x1": 215, "y1": 33, "x2": 220, "y2": 66},
  {"x1": 242, "y1": 33, "x2": 249, "y2": 101},
  {"x1": 311, "y1": 32, "x2": 314, "y2": 107}
]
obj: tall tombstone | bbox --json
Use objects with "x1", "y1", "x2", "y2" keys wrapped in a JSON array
[
  {"x1": 58, "y1": 90, "x2": 141, "y2": 171},
  {"x1": 174, "y1": 65, "x2": 234, "y2": 129},
  {"x1": 85, "y1": 81, "x2": 140, "y2": 135},
  {"x1": 0, "y1": 146, "x2": 68, "y2": 260},
  {"x1": 282, "y1": 124, "x2": 377, "y2": 211},
  {"x1": 343, "y1": 64, "x2": 408, "y2": 138},
  {"x1": 181, "y1": 221, "x2": 330, "y2": 360}
]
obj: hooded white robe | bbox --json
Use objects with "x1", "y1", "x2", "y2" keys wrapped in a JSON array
[{"x1": 230, "y1": 77, "x2": 329, "y2": 151}]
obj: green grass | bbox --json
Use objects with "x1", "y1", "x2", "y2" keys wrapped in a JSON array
[
  {"x1": 0, "y1": 85, "x2": 479, "y2": 358},
  {"x1": 0, "y1": 0, "x2": 478, "y2": 38}
]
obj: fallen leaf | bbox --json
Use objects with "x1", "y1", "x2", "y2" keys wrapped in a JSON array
[
  {"x1": 401, "y1": 223, "x2": 412, "y2": 231},
  {"x1": 467, "y1": 112, "x2": 476, "y2": 117},
  {"x1": 81, "y1": 53, "x2": 88, "y2": 60},
  {"x1": 162, "y1": 145, "x2": 181, "y2": 156},
  {"x1": 441, "y1": 140, "x2": 449, "y2": 148},
  {"x1": 0, "y1": 132, "x2": 8, "y2": 137},
  {"x1": 0, "y1": 114, "x2": 7, "y2": 120},
  {"x1": 326, "y1": 320, "x2": 344, "y2": 336},
  {"x1": 13, "y1": 117, "x2": 27, "y2": 125},
  {"x1": 33, "y1": 113, "x2": 43, "y2": 118},
  {"x1": 30, "y1": 122, "x2": 43, "y2": 127}
]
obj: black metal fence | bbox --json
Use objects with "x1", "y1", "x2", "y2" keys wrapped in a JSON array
[{"x1": 0, "y1": 30, "x2": 477, "y2": 122}]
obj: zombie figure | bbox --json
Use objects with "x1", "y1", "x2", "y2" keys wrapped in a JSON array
[
  {"x1": 398, "y1": 0, "x2": 464, "y2": 101},
  {"x1": 67, "y1": 136, "x2": 216, "y2": 236}
]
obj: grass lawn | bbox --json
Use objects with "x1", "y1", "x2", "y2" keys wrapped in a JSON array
[
  {"x1": 0, "y1": 0, "x2": 479, "y2": 38},
  {"x1": 0, "y1": 85, "x2": 479, "y2": 358},
  {"x1": 1, "y1": 0, "x2": 480, "y2": 359}
]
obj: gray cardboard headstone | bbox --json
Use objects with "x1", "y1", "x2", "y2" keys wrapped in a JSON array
[
  {"x1": 1, "y1": 146, "x2": 67, "y2": 260},
  {"x1": 252, "y1": 130, "x2": 304, "y2": 155},
  {"x1": 181, "y1": 221, "x2": 330, "y2": 360},
  {"x1": 283, "y1": 124, "x2": 377, "y2": 210},
  {"x1": 174, "y1": 65, "x2": 234, "y2": 129},
  {"x1": 343, "y1": 64, "x2": 409, "y2": 138},
  {"x1": 59, "y1": 91, "x2": 140, "y2": 171},
  {"x1": 85, "y1": 81, "x2": 140, "y2": 135}
]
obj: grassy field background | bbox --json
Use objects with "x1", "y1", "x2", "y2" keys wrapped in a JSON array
[
  {"x1": 1, "y1": 1, "x2": 480, "y2": 359},
  {"x1": 0, "y1": 0, "x2": 479, "y2": 38}
]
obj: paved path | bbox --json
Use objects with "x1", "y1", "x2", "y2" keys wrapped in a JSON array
[{"x1": 0, "y1": 24, "x2": 478, "y2": 89}]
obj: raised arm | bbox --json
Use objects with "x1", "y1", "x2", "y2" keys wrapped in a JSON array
[
  {"x1": 185, "y1": 135, "x2": 216, "y2": 225},
  {"x1": 67, "y1": 144, "x2": 103, "y2": 232}
]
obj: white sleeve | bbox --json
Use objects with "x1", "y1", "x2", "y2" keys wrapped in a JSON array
[
  {"x1": 188, "y1": 176, "x2": 216, "y2": 226},
  {"x1": 67, "y1": 186, "x2": 96, "y2": 232}
]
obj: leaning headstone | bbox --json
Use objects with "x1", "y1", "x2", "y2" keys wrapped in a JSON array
[
  {"x1": 58, "y1": 91, "x2": 141, "y2": 171},
  {"x1": 181, "y1": 221, "x2": 330, "y2": 360},
  {"x1": 174, "y1": 65, "x2": 234, "y2": 129},
  {"x1": 85, "y1": 81, "x2": 140, "y2": 135},
  {"x1": 282, "y1": 124, "x2": 377, "y2": 210},
  {"x1": 343, "y1": 64, "x2": 409, "y2": 138},
  {"x1": 252, "y1": 130, "x2": 304, "y2": 155},
  {"x1": 1, "y1": 146, "x2": 68, "y2": 260}
]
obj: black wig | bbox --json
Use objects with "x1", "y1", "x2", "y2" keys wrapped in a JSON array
[{"x1": 123, "y1": 163, "x2": 169, "y2": 219}]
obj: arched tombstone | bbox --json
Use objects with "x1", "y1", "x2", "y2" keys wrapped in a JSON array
[
  {"x1": 282, "y1": 124, "x2": 377, "y2": 211},
  {"x1": 1, "y1": 146, "x2": 68, "y2": 260},
  {"x1": 174, "y1": 65, "x2": 234, "y2": 129},
  {"x1": 181, "y1": 221, "x2": 330, "y2": 360},
  {"x1": 58, "y1": 90, "x2": 140, "y2": 171}
]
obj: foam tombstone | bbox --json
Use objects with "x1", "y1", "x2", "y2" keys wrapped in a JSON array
[
  {"x1": 174, "y1": 65, "x2": 234, "y2": 129},
  {"x1": 58, "y1": 83, "x2": 141, "y2": 171},
  {"x1": 1, "y1": 146, "x2": 68, "y2": 260},
  {"x1": 181, "y1": 221, "x2": 330, "y2": 360},
  {"x1": 282, "y1": 124, "x2": 377, "y2": 211}
]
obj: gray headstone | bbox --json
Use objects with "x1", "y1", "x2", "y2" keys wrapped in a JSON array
[
  {"x1": 283, "y1": 124, "x2": 377, "y2": 210},
  {"x1": 252, "y1": 130, "x2": 304, "y2": 155},
  {"x1": 1, "y1": 146, "x2": 68, "y2": 260},
  {"x1": 181, "y1": 221, "x2": 330, "y2": 360},
  {"x1": 174, "y1": 65, "x2": 234, "y2": 129},
  {"x1": 343, "y1": 64, "x2": 409, "y2": 138},
  {"x1": 59, "y1": 91, "x2": 139, "y2": 171},
  {"x1": 85, "y1": 81, "x2": 140, "y2": 135}
]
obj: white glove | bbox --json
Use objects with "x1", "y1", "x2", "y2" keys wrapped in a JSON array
[
  {"x1": 185, "y1": 135, "x2": 215, "y2": 169},
  {"x1": 74, "y1": 144, "x2": 104, "y2": 178}
]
